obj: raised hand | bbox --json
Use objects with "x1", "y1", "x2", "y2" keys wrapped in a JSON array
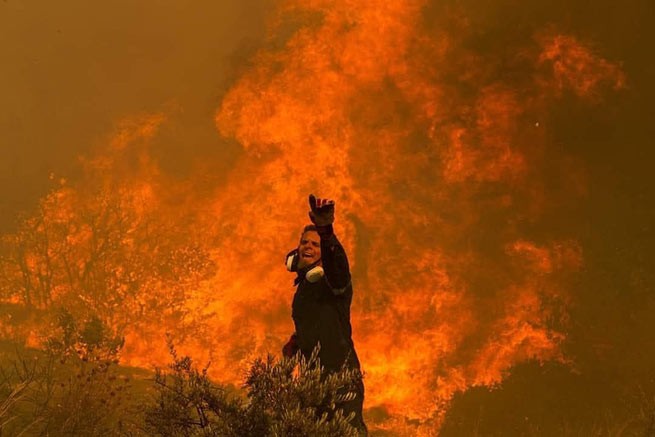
[{"x1": 308, "y1": 194, "x2": 335, "y2": 226}]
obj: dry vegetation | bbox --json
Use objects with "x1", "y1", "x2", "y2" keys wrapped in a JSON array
[{"x1": 0, "y1": 310, "x2": 362, "y2": 436}]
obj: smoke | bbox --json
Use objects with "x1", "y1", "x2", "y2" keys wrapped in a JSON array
[
  {"x1": 2, "y1": 0, "x2": 649, "y2": 435},
  {"x1": 0, "y1": 0, "x2": 270, "y2": 231},
  {"x1": 211, "y1": 0, "x2": 623, "y2": 431}
]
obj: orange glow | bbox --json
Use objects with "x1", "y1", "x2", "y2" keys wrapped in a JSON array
[
  {"x1": 210, "y1": 1, "x2": 622, "y2": 432},
  {"x1": 538, "y1": 33, "x2": 627, "y2": 100},
  {"x1": 0, "y1": 1, "x2": 625, "y2": 435}
]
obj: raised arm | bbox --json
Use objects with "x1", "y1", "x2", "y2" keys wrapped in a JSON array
[{"x1": 308, "y1": 194, "x2": 351, "y2": 294}]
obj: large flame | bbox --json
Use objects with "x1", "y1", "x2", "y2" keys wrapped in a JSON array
[
  {"x1": 209, "y1": 0, "x2": 622, "y2": 431},
  {"x1": 0, "y1": 1, "x2": 624, "y2": 434}
]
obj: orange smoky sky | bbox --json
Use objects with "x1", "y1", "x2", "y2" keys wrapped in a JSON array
[{"x1": 1, "y1": 0, "x2": 654, "y2": 435}]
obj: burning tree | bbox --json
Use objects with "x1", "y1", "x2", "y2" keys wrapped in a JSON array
[{"x1": 0, "y1": 115, "x2": 217, "y2": 355}]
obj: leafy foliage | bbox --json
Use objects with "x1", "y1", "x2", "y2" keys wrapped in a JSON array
[
  {"x1": 0, "y1": 310, "x2": 143, "y2": 436},
  {"x1": 145, "y1": 343, "x2": 260, "y2": 437},
  {"x1": 145, "y1": 343, "x2": 362, "y2": 437},
  {"x1": 0, "y1": 176, "x2": 216, "y2": 340}
]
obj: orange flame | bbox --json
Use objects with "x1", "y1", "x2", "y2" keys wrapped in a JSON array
[
  {"x1": 0, "y1": 1, "x2": 625, "y2": 434},
  {"x1": 209, "y1": 0, "x2": 623, "y2": 432}
]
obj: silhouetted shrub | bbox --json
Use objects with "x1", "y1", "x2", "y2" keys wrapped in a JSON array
[
  {"x1": 0, "y1": 309, "x2": 142, "y2": 436},
  {"x1": 145, "y1": 342, "x2": 361, "y2": 437}
]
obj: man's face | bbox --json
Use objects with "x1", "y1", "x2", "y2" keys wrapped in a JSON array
[{"x1": 297, "y1": 230, "x2": 321, "y2": 269}]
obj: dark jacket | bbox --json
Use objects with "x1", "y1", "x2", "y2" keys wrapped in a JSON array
[{"x1": 292, "y1": 229, "x2": 361, "y2": 373}]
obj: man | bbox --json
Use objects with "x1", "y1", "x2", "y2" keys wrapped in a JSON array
[{"x1": 283, "y1": 194, "x2": 367, "y2": 434}]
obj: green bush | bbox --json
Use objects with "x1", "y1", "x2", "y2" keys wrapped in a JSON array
[
  {"x1": 1, "y1": 309, "x2": 363, "y2": 436},
  {"x1": 145, "y1": 343, "x2": 362, "y2": 437}
]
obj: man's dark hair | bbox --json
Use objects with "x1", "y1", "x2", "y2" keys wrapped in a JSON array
[
  {"x1": 300, "y1": 225, "x2": 319, "y2": 241},
  {"x1": 302, "y1": 224, "x2": 318, "y2": 235}
]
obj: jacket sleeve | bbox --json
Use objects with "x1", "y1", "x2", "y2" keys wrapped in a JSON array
[{"x1": 316, "y1": 224, "x2": 351, "y2": 295}]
